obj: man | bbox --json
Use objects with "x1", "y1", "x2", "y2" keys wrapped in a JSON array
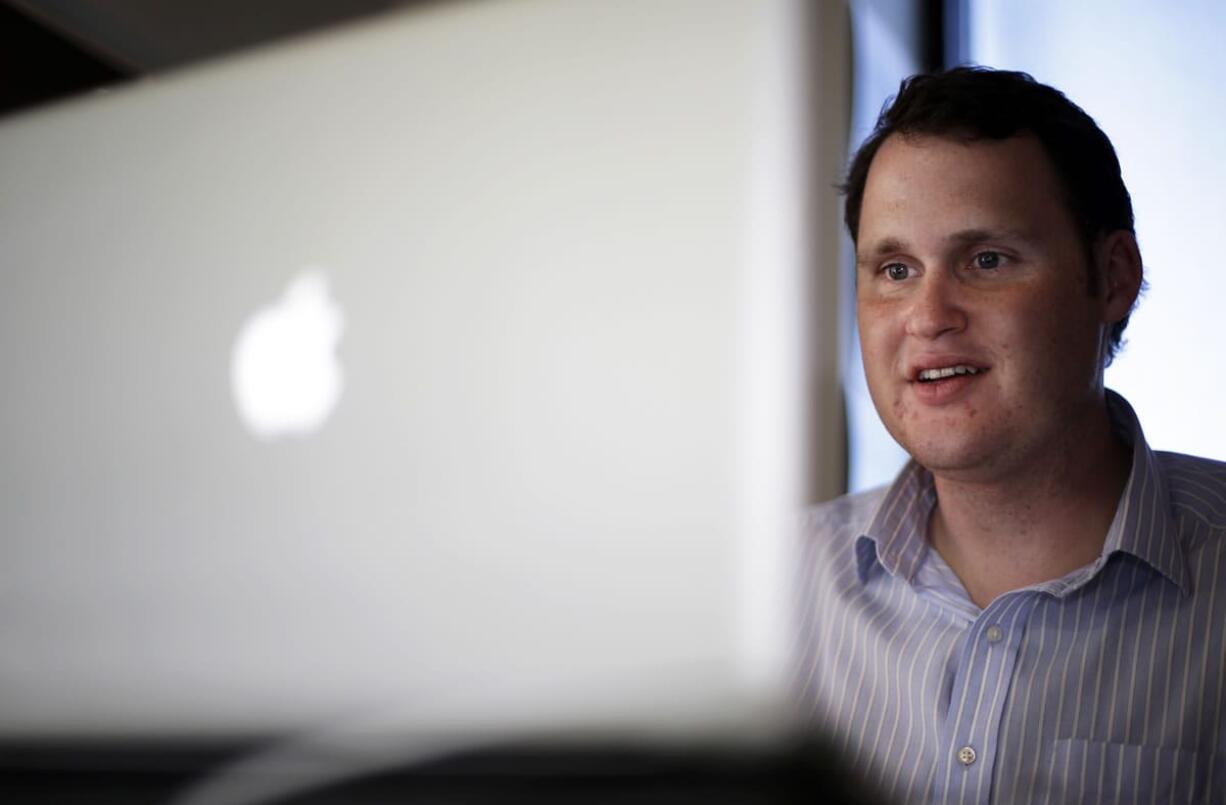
[{"x1": 797, "y1": 67, "x2": 1225, "y2": 803}]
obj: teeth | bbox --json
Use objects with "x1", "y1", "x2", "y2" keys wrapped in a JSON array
[{"x1": 918, "y1": 365, "x2": 981, "y2": 381}]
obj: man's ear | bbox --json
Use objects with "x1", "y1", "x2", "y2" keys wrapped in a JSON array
[{"x1": 1096, "y1": 230, "x2": 1143, "y2": 324}]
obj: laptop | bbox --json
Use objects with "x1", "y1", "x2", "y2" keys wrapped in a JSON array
[{"x1": 0, "y1": 0, "x2": 827, "y2": 799}]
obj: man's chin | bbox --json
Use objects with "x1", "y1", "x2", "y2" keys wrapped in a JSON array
[{"x1": 903, "y1": 438, "x2": 1006, "y2": 481}]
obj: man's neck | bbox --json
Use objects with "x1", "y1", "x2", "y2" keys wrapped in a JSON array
[{"x1": 926, "y1": 402, "x2": 1133, "y2": 609}]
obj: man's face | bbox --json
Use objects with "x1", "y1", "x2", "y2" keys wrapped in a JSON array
[{"x1": 855, "y1": 133, "x2": 1110, "y2": 481}]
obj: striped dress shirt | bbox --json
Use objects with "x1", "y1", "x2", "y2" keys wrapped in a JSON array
[{"x1": 796, "y1": 392, "x2": 1226, "y2": 804}]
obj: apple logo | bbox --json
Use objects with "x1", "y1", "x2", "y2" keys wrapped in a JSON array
[{"x1": 231, "y1": 271, "x2": 345, "y2": 440}]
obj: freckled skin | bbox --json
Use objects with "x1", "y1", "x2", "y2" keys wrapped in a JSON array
[{"x1": 856, "y1": 134, "x2": 1111, "y2": 484}]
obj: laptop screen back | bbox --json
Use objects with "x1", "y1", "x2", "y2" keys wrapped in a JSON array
[{"x1": 0, "y1": 0, "x2": 819, "y2": 744}]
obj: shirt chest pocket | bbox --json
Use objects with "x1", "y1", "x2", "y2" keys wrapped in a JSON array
[{"x1": 1047, "y1": 739, "x2": 1205, "y2": 803}]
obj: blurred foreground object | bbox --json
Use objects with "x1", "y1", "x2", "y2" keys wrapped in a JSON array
[{"x1": 0, "y1": 0, "x2": 850, "y2": 801}]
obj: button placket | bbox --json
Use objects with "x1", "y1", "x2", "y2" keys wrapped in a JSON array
[{"x1": 933, "y1": 594, "x2": 1039, "y2": 805}]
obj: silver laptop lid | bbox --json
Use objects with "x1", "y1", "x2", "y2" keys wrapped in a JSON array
[{"x1": 0, "y1": 0, "x2": 818, "y2": 743}]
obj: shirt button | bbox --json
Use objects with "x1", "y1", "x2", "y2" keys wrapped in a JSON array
[
  {"x1": 958, "y1": 745, "x2": 977, "y2": 766},
  {"x1": 985, "y1": 625, "x2": 1004, "y2": 643}
]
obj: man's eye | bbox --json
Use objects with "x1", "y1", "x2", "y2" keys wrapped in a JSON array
[
  {"x1": 884, "y1": 263, "x2": 910, "y2": 281},
  {"x1": 973, "y1": 251, "x2": 1003, "y2": 270}
]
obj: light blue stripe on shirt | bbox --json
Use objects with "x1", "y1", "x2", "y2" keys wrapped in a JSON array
[{"x1": 796, "y1": 392, "x2": 1226, "y2": 803}]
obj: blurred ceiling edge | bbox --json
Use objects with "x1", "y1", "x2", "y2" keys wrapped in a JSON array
[
  {"x1": 0, "y1": 1, "x2": 128, "y2": 118},
  {"x1": 5, "y1": 0, "x2": 140, "y2": 75},
  {"x1": 4, "y1": 0, "x2": 417, "y2": 73},
  {"x1": 0, "y1": 0, "x2": 435, "y2": 118}
]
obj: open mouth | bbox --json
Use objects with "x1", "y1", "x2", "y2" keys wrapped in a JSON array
[{"x1": 916, "y1": 365, "x2": 985, "y2": 382}]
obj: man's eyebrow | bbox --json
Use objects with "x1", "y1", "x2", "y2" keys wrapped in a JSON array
[
  {"x1": 856, "y1": 237, "x2": 908, "y2": 264},
  {"x1": 941, "y1": 225, "x2": 1029, "y2": 245},
  {"x1": 857, "y1": 228, "x2": 1034, "y2": 263}
]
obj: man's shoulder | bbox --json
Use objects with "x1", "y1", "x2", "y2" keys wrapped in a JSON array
[
  {"x1": 1157, "y1": 449, "x2": 1226, "y2": 529},
  {"x1": 804, "y1": 485, "x2": 890, "y2": 542}
]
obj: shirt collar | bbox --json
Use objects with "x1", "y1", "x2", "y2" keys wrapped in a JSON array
[
  {"x1": 855, "y1": 460, "x2": 937, "y2": 585},
  {"x1": 853, "y1": 391, "x2": 1190, "y2": 595},
  {"x1": 1101, "y1": 390, "x2": 1191, "y2": 595}
]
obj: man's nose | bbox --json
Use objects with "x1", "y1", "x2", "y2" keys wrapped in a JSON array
[{"x1": 904, "y1": 270, "x2": 967, "y2": 339}]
